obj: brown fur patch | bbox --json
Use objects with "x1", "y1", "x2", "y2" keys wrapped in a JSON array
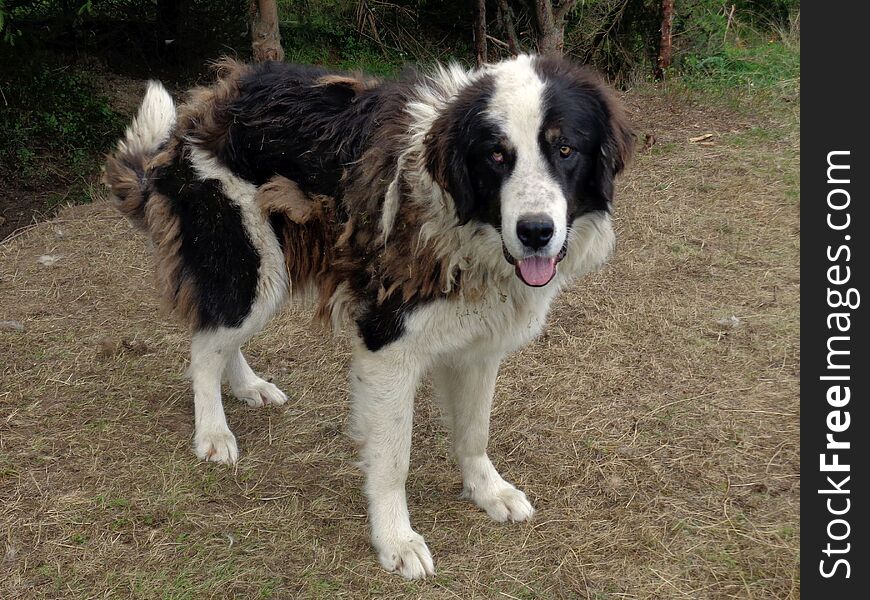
[
  {"x1": 142, "y1": 193, "x2": 201, "y2": 328},
  {"x1": 313, "y1": 75, "x2": 463, "y2": 319},
  {"x1": 103, "y1": 154, "x2": 147, "y2": 227},
  {"x1": 315, "y1": 73, "x2": 380, "y2": 95},
  {"x1": 257, "y1": 176, "x2": 320, "y2": 224},
  {"x1": 340, "y1": 87, "x2": 415, "y2": 217},
  {"x1": 102, "y1": 91, "x2": 201, "y2": 329},
  {"x1": 256, "y1": 176, "x2": 342, "y2": 323},
  {"x1": 175, "y1": 58, "x2": 251, "y2": 160},
  {"x1": 544, "y1": 126, "x2": 562, "y2": 143}
]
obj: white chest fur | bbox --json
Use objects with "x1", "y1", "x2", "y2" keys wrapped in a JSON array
[{"x1": 403, "y1": 278, "x2": 560, "y2": 359}]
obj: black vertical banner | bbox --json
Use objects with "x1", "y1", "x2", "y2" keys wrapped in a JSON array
[{"x1": 803, "y1": 4, "x2": 868, "y2": 597}]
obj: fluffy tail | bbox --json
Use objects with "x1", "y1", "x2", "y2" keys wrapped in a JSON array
[{"x1": 103, "y1": 81, "x2": 176, "y2": 225}]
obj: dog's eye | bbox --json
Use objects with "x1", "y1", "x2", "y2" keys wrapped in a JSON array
[
  {"x1": 559, "y1": 145, "x2": 573, "y2": 158},
  {"x1": 491, "y1": 150, "x2": 505, "y2": 164}
]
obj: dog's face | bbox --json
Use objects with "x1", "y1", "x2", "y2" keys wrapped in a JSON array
[{"x1": 426, "y1": 55, "x2": 632, "y2": 287}]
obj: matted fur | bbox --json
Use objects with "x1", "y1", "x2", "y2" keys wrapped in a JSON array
[
  {"x1": 102, "y1": 88, "x2": 205, "y2": 328},
  {"x1": 103, "y1": 153, "x2": 148, "y2": 226},
  {"x1": 143, "y1": 193, "x2": 201, "y2": 326},
  {"x1": 314, "y1": 73, "x2": 381, "y2": 94},
  {"x1": 106, "y1": 55, "x2": 633, "y2": 334},
  {"x1": 256, "y1": 176, "x2": 339, "y2": 319},
  {"x1": 103, "y1": 151, "x2": 202, "y2": 327},
  {"x1": 176, "y1": 58, "x2": 253, "y2": 162}
]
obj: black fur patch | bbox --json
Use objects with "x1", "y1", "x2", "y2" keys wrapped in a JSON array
[
  {"x1": 424, "y1": 75, "x2": 510, "y2": 227},
  {"x1": 215, "y1": 61, "x2": 410, "y2": 199},
  {"x1": 534, "y1": 56, "x2": 633, "y2": 220},
  {"x1": 356, "y1": 295, "x2": 414, "y2": 352},
  {"x1": 537, "y1": 72, "x2": 610, "y2": 219},
  {"x1": 152, "y1": 157, "x2": 260, "y2": 329}
]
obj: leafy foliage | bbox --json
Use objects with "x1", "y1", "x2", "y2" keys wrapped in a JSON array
[{"x1": 0, "y1": 58, "x2": 123, "y2": 190}]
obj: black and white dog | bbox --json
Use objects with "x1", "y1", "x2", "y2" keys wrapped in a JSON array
[{"x1": 104, "y1": 54, "x2": 632, "y2": 578}]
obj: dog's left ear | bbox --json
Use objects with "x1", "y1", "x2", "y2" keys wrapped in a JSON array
[{"x1": 593, "y1": 94, "x2": 635, "y2": 206}]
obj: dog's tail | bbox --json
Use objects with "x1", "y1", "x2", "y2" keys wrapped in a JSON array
[{"x1": 103, "y1": 81, "x2": 176, "y2": 226}]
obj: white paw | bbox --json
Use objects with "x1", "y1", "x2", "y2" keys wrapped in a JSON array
[
  {"x1": 375, "y1": 531, "x2": 435, "y2": 580},
  {"x1": 232, "y1": 379, "x2": 288, "y2": 408},
  {"x1": 194, "y1": 428, "x2": 239, "y2": 464},
  {"x1": 465, "y1": 482, "x2": 535, "y2": 523}
]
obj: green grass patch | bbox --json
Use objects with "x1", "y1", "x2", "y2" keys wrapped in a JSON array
[
  {"x1": 679, "y1": 39, "x2": 799, "y2": 95},
  {"x1": 726, "y1": 126, "x2": 780, "y2": 146}
]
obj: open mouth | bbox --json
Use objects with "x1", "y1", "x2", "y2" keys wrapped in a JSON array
[{"x1": 503, "y1": 243, "x2": 568, "y2": 287}]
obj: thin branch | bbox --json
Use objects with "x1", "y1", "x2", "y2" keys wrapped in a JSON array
[
  {"x1": 486, "y1": 34, "x2": 510, "y2": 49},
  {"x1": 581, "y1": 0, "x2": 631, "y2": 64},
  {"x1": 723, "y1": 4, "x2": 736, "y2": 43}
]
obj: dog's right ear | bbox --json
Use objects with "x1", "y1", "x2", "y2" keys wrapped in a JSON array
[
  {"x1": 424, "y1": 87, "x2": 492, "y2": 224},
  {"x1": 424, "y1": 129, "x2": 475, "y2": 224}
]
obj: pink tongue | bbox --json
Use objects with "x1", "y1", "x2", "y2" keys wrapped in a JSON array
[{"x1": 516, "y1": 256, "x2": 557, "y2": 287}]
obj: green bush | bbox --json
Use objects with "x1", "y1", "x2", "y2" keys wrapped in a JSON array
[
  {"x1": 0, "y1": 59, "x2": 124, "y2": 188},
  {"x1": 673, "y1": 0, "x2": 799, "y2": 65},
  {"x1": 277, "y1": 0, "x2": 468, "y2": 75}
]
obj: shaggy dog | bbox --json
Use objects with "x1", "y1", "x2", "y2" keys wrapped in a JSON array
[{"x1": 104, "y1": 54, "x2": 632, "y2": 579}]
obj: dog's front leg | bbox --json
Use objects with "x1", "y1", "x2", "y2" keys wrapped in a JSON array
[
  {"x1": 433, "y1": 352, "x2": 535, "y2": 523},
  {"x1": 349, "y1": 343, "x2": 434, "y2": 579}
]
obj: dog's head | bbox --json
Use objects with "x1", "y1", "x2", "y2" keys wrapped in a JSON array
[{"x1": 425, "y1": 55, "x2": 633, "y2": 287}]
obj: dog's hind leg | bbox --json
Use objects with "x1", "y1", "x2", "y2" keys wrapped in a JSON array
[
  {"x1": 226, "y1": 349, "x2": 288, "y2": 408},
  {"x1": 224, "y1": 256, "x2": 289, "y2": 409},
  {"x1": 190, "y1": 328, "x2": 242, "y2": 464},
  {"x1": 190, "y1": 283, "x2": 287, "y2": 464}
]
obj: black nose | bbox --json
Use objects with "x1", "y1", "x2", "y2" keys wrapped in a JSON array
[{"x1": 516, "y1": 215, "x2": 554, "y2": 250}]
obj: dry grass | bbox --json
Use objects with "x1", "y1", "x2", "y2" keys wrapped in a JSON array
[{"x1": 0, "y1": 87, "x2": 799, "y2": 599}]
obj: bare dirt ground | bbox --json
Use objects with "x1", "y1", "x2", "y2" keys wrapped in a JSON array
[{"x1": 0, "y1": 86, "x2": 799, "y2": 598}]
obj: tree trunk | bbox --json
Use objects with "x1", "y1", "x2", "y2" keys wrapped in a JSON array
[
  {"x1": 496, "y1": 0, "x2": 521, "y2": 55},
  {"x1": 654, "y1": 0, "x2": 674, "y2": 79},
  {"x1": 530, "y1": 0, "x2": 576, "y2": 56},
  {"x1": 537, "y1": 28, "x2": 564, "y2": 55},
  {"x1": 473, "y1": 0, "x2": 488, "y2": 66},
  {"x1": 251, "y1": 0, "x2": 284, "y2": 63}
]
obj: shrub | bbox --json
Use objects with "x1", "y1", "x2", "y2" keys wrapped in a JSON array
[{"x1": 0, "y1": 57, "x2": 124, "y2": 189}]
